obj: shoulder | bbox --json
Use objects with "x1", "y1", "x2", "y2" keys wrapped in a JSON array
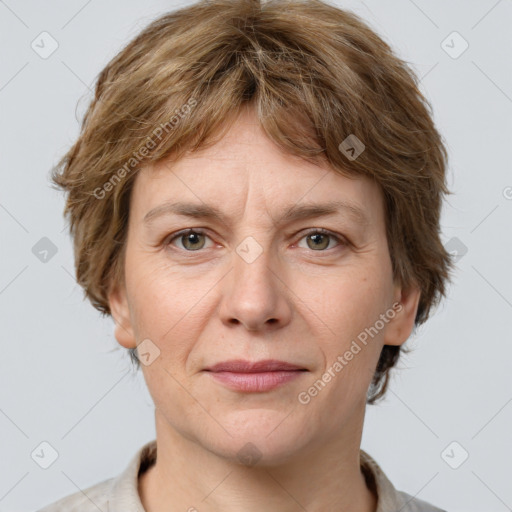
[
  {"x1": 36, "y1": 477, "x2": 114, "y2": 512},
  {"x1": 397, "y1": 490, "x2": 448, "y2": 512},
  {"x1": 359, "y1": 449, "x2": 447, "y2": 512},
  {"x1": 35, "y1": 440, "x2": 156, "y2": 512}
]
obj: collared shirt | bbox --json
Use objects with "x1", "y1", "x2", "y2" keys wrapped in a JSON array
[{"x1": 37, "y1": 439, "x2": 446, "y2": 512}]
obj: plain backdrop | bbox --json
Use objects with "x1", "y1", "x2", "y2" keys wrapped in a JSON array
[{"x1": 1, "y1": 1, "x2": 511, "y2": 511}]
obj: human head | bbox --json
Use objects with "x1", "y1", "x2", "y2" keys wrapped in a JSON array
[{"x1": 51, "y1": 0, "x2": 454, "y2": 404}]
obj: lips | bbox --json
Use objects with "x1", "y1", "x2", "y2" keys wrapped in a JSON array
[
  {"x1": 203, "y1": 359, "x2": 308, "y2": 392},
  {"x1": 204, "y1": 359, "x2": 306, "y2": 373}
]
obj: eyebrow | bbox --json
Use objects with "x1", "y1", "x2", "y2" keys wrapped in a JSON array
[{"x1": 143, "y1": 200, "x2": 369, "y2": 227}]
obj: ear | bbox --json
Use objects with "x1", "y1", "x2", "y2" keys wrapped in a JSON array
[
  {"x1": 108, "y1": 280, "x2": 137, "y2": 349},
  {"x1": 382, "y1": 282, "x2": 421, "y2": 347}
]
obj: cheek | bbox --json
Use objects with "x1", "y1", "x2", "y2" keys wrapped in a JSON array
[
  {"x1": 295, "y1": 262, "x2": 392, "y2": 347},
  {"x1": 126, "y1": 250, "x2": 186, "y2": 322},
  {"x1": 294, "y1": 264, "x2": 392, "y2": 409},
  {"x1": 125, "y1": 259, "x2": 217, "y2": 363}
]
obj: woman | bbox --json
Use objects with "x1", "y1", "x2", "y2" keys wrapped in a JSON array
[{"x1": 39, "y1": 0, "x2": 453, "y2": 510}]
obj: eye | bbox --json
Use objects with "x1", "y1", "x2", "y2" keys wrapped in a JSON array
[
  {"x1": 167, "y1": 229, "x2": 213, "y2": 251},
  {"x1": 165, "y1": 228, "x2": 346, "y2": 253},
  {"x1": 297, "y1": 229, "x2": 345, "y2": 251}
]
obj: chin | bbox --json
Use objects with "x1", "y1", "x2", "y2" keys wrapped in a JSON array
[{"x1": 203, "y1": 412, "x2": 310, "y2": 467}]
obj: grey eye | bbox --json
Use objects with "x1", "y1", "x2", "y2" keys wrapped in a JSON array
[{"x1": 170, "y1": 230, "x2": 212, "y2": 251}]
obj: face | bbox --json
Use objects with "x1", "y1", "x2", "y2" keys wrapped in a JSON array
[{"x1": 109, "y1": 107, "x2": 420, "y2": 465}]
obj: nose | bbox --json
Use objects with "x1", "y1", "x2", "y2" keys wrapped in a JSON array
[{"x1": 218, "y1": 239, "x2": 292, "y2": 332}]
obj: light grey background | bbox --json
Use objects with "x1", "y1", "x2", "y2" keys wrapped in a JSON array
[{"x1": 1, "y1": 1, "x2": 511, "y2": 511}]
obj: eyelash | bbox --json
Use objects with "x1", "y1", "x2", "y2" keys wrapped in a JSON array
[{"x1": 165, "y1": 228, "x2": 348, "y2": 253}]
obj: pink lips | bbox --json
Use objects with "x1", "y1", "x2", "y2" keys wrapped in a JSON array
[{"x1": 204, "y1": 359, "x2": 307, "y2": 392}]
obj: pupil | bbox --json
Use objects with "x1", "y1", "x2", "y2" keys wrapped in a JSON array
[
  {"x1": 185, "y1": 232, "x2": 203, "y2": 250},
  {"x1": 309, "y1": 233, "x2": 328, "y2": 250}
]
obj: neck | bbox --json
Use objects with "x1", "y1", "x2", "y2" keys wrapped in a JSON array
[{"x1": 139, "y1": 407, "x2": 377, "y2": 512}]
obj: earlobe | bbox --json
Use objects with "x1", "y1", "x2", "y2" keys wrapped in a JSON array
[
  {"x1": 108, "y1": 282, "x2": 137, "y2": 349},
  {"x1": 383, "y1": 283, "x2": 421, "y2": 347}
]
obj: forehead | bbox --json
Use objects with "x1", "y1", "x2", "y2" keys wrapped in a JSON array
[{"x1": 131, "y1": 109, "x2": 384, "y2": 227}]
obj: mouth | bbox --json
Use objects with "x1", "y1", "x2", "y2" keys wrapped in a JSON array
[
  {"x1": 203, "y1": 359, "x2": 308, "y2": 392},
  {"x1": 204, "y1": 359, "x2": 307, "y2": 373}
]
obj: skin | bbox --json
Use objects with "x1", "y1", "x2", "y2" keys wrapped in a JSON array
[{"x1": 109, "y1": 105, "x2": 421, "y2": 512}]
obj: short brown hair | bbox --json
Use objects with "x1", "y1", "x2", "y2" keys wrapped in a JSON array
[{"x1": 51, "y1": 0, "x2": 454, "y2": 404}]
